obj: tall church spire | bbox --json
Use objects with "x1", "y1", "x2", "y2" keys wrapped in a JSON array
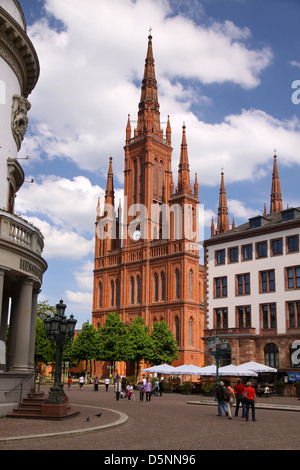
[
  {"x1": 176, "y1": 123, "x2": 192, "y2": 194},
  {"x1": 136, "y1": 32, "x2": 162, "y2": 135},
  {"x1": 270, "y1": 153, "x2": 283, "y2": 213},
  {"x1": 216, "y1": 170, "x2": 229, "y2": 234},
  {"x1": 105, "y1": 156, "x2": 115, "y2": 207}
]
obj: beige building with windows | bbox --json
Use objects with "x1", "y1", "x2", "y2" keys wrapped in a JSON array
[
  {"x1": 0, "y1": 1, "x2": 47, "y2": 415},
  {"x1": 204, "y1": 156, "x2": 300, "y2": 377}
]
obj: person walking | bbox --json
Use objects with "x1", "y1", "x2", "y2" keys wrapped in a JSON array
[
  {"x1": 79, "y1": 375, "x2": 84, "y2": 390},
  {"x1": 115, "y1": 379, "x2": 121, "y2": 401},
  {"x1": 139, "y1": 382, "x2": 145, "y2": 401},
  {"x1": 154, "y1": 379, "x2": 159, "y2": 397},
  {"x1": 145, "y1": 378, "x2": 152, "y2": 402},
  {"x1": 244, "y1": 381, "x2": 257, "y2": 421},
  {"x1": 235, "y1": 379, "x2": 246, "y2": 418},
  {"x1": 159, "y1": 379, "x2": 163, "y2": 397},
  {"x1": 224, "y1": 380, "x2": 235, "y2": 419},
  {"x1": 67, "y1": 377, "x2": 72, "y2": 391},
  {"x1": 105, "y1": 377, "x2": 110, "y2": 392},
  {"x1": 93, "y1": 376, "x2": 99, "y2": 391},
  {"x1": 215, "y1": 381, "x2": 228, "y2": 417}
]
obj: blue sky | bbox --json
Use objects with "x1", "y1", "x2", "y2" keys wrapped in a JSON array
[{"x1": 16, "y1": 0, "x2": 300, "y2": 327}]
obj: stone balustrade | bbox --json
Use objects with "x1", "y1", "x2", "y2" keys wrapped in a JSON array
[{"x1": 0, "y1": 209, "x2": 44, "y2": 255}]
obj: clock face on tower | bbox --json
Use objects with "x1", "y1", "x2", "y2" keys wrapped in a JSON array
[{"x1": 132, "y1": 230, "x2": 141, "y2": 241}]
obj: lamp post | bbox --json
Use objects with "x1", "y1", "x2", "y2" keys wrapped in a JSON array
[
  {"x1": 44, "y1": 300, "x2": 77, "y2": 405},
  {"x1": 207, "y1": 335, "x2": 229, "y2": 386}
]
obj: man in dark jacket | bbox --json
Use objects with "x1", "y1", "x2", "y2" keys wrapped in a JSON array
[{"x1": 216, "y1": 381, "x2": 228, "y2": 417}]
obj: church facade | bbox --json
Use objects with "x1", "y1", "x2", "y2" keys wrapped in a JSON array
[{"x1": 92, "y1": 34, "x2": 205, "y2": 376}]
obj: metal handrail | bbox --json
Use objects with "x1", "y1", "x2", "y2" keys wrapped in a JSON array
[{"x1": 4, "y1": 363, "x2": 38, "y2": 406}]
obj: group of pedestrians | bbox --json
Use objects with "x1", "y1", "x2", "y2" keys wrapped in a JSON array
[
  {"x1": 216, "y1": 379, "x2": 257, "y2": 421},
  {"x1": 113, "y1": 376, "x2": 162, "y2": 402}
]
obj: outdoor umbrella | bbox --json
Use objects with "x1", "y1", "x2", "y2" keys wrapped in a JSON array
[
  {"x1": 141, "y1": 364, "x2": 177, "y2": 374},
  {"x1": 238, "y1": 361, "x2": 277, "y2": 373},
  {"x1": 218, "y1": 364, "x2": 258, "y2": 377},
  {"x1": 194, "y1": 365, "x2": 217, "y2": 376},
  {"x1": 173, "y1": 364, "x2": 205, "y2": 375}
]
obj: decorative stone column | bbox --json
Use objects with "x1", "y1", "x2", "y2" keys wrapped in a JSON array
[
  {"x1": 11, "y1": 278, "x2": 34, "y2": 371},
  {"x1": 28, "y1": 288, "x2": 40, "y2": 369}
]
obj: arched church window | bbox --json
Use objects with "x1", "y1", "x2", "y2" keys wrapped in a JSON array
[
  {"x1": 159, "y1": 160, "x2": 163, "y2": 199},
  {"x1": 133, "y1": 159, "x2": 138, "y2": 204},
  {"x1": 154, "y1": 272, "x2": 159, "y2": 302},
  {"x1": 130, "y1": 276, "x2": 135, "y2": 304},
  {"x1": 161, "y1": 271, "x2": 165, "y2": 301},
  {"x1": 153, "y1": 158, "x2": 157, "y2": 198},
  {"x1": 137, "y1": 275, "x2": 141, "y2": 303},
  {"x1": 189, "y1": 317, "x2": 193, "y2": 347},
  {"x1": 139, "y1": 159, "x2": 143, "y2": 204},
  {"x1": 189, "y1": 269, "x2": 193, "y2": 300},
  {"x1": 175, "y1": 269, "x2": 180, "y2": 299},
  {"x1": 99, "y1": 282, "x2": 102, "y2": 308},
  {"x1": 175, "y1": 316, "x2": 180, "y2": 345},
  {"x1": 116, "y1": 279, "x2": 120, "y2": 307},
  {"x1": 111, "y1": 280, "x2": 115, "y2": 306}
]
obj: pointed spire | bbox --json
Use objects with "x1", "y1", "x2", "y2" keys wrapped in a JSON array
[
  {"x1": 105, "y1": 156, "x2": 115, "y2": 206},
  {"x1": 194, "y1": 173, "x2": 199, "y2": 198},
  {"x1": 270, "y1": 153, "x2": 283, "y2": 213},
  {"x1": 176, "y1": 123, "x2": 192, "y2": 193},
  {"x1": 96, "y1": 197, "x2": 101, "y2": 220},
  {"x1": 232, "y1": 217, "x2": 235, "y2": 229},
  {"x1": 263, "y1": 203, "x2": 267, "y2": 216},
  {"x1": 126, "y1": 114, "x2": 131, "y2": 141},
  {"x1": 136, "y1": 32, "x2": 161, "y2": 135},
  {"x1": 217, "y1": 170, "x2": 229, "y2": 234},
  {"x1": 166, "y1": 115, "x2": 171, "y2": 145},
  {"x1": 211, "y1": 216, "x2": 215, "y2": 238}
]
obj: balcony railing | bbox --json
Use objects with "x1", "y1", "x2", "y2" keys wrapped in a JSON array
[{"x1": 0, "y1": 209, "x2": 44, "y2": 255}]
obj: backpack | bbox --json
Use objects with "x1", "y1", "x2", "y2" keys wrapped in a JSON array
[{"x1": 223, "y1": 386, "x2": 231, "y2": 402}]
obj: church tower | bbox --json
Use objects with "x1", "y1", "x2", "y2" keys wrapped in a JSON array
[{"x1": 92, "y1": 33, "x2": 204, "y2": 375}]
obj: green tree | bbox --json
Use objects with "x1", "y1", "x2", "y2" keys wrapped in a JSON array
[
  {"x1": 98, "y1": 313, "x2": 127, "y2": 377},
  {"x1": 150, "y1": 320, "x2": 179, "y2": 365},
  {"x1": 36, "y1": 300, "x2": 56, "y2": 320},
  {"x1": 126, "y1": 316, "x2": 154, "y2": 380},
  {"x1": 71, "y1": 321, "x2": 101, "y2": 381},
  {"x1": 34, "y1": 316, "x2": 54, "y2": 364}
]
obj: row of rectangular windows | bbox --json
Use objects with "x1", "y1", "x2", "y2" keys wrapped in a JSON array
[
  {"x1": 214, "y1": 266, "x2": 300, "y2": 297},
  {"x1": 215, "y1": 235, "x2": 299, "y2": 265},
  {"x1": 214, "y1": 301, "x2": 300, "y2": 330}
]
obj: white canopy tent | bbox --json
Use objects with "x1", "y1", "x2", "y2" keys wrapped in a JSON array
[
  {"x1": 219, "y1": 364, "x2": 258, "y2": 377},
  {"x1": 172, "y1": 364, "x2": 205, "y2": 375},
  {"x1": 141, "y1": 364, "x2": 177, "y2": 374},
  {"x1": 238, "y1": 361, "x2": 277, "y2": 373},
  {"x1": 194, "y1": 365, "x2": 217, "y2": 376}
]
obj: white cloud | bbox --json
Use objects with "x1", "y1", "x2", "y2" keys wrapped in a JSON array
[
  {"x1": 16, "y1": 175, "x2": 104, "y2": 235},
  {"x1": 20, "y1": 215, "x2": 94, "y2": 260},
  {"x1": 20, "y1": 0, "x2": 275, "y2": 182},
  {"x1": 228, "y1": 199, "x2": 259, "y2": 220},
  {"x1": 174, "y1": 109, "x2": 300, "y2": 187}
]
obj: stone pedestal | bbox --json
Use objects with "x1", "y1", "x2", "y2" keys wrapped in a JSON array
[{"x1": 41, "y1": 402, "x2": 68, "y2": 418}]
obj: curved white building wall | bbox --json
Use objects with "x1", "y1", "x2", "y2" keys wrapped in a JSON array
[
  {"x1": 0, "y1": 58, "x2": 21, "y2": 209},
  {"x1": 0, "y1": 0, "x2": 26, "y2": 30}
]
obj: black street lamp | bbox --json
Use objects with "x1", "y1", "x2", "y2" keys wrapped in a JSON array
[
  {"x1": 207, "y1": 335, "x2": 229, "y2": 386},
  {"x1": 44, "y1": 300, "x2": 77, "y2": 405}
]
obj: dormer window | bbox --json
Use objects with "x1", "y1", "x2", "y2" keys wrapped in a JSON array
[
  {"x1": 282, "y1": 209, "x2": 295, "y2": 221},
  {"x1": 249, "y1": 217, "x2": 262, "y2": 229}
]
